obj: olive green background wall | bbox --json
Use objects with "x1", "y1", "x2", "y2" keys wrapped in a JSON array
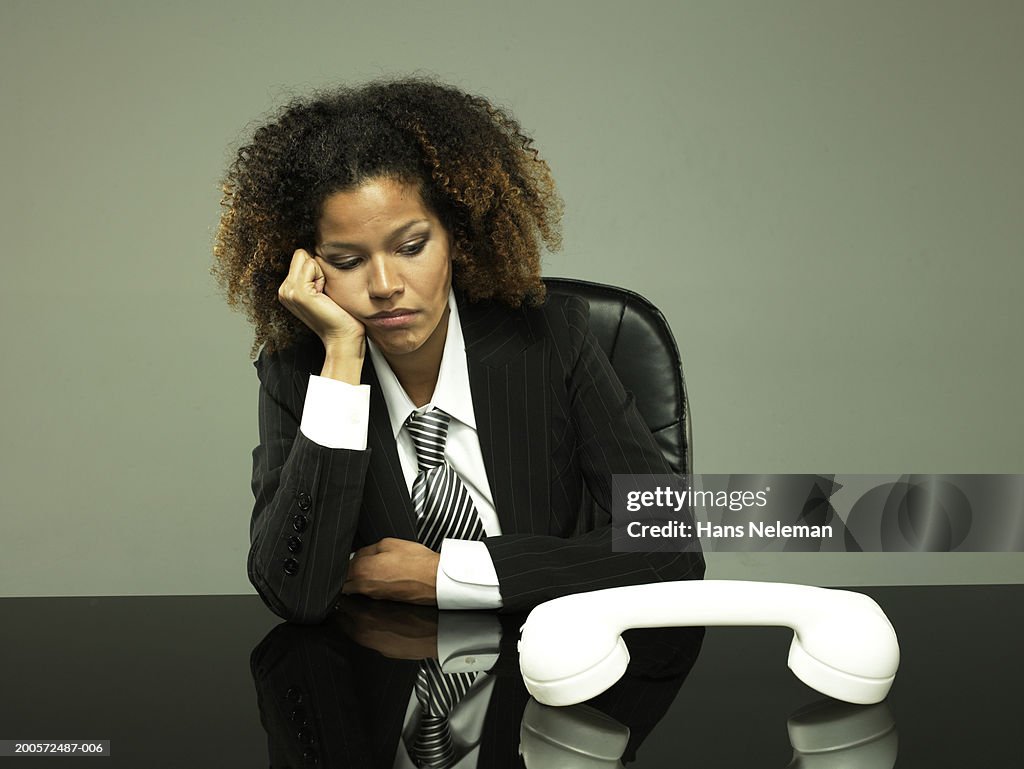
[{"x1": 2, "y1": 0, "x2": 1021, "y2": 597}]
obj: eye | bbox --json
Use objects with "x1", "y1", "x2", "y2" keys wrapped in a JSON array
[
  {"x1": 328, "y1": 257, "x2": 362, "y2": 271},
  {"x1": 398, "y1": 240, "x2": 426, "y2": 256}
]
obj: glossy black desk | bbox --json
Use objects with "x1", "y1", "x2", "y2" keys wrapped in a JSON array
[{"x1": 1, "y1": 585, "x2": 1020, "y2": 767}]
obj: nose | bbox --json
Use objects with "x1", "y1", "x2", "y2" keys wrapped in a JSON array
[{"x1": 367, "y1": 255, "x2": 403, "y2": 300}]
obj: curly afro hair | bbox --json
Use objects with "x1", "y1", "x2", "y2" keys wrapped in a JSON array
[{"x1": 212, "y1": 76, "x2": 563, "y2": 356}]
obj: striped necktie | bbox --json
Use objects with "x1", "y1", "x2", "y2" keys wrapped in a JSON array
[
  {"x1": 405, "y1": 408, "x2": 485, "y2": 550},
  {"x1": 405, "y1": 408, "x2": 483, "y2": 768}
]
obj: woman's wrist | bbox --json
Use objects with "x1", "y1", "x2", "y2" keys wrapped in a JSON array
[{"x1": 320, "y1": 338, "x2": 365, "y2": 384}]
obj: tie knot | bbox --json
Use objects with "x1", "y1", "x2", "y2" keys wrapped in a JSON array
[{"x1": 406, "y1": 408, "x2": 451, "y2": 470}]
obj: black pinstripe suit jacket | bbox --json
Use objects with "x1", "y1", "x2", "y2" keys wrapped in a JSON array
[{"x1": 248, "y1": 292, "x2": 705, "y2": 623}]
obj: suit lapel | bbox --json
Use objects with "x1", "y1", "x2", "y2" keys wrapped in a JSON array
[
  {"x1": 360, "y1": 361, "x2": 418, "y2": 543},
  {"x1": 461, "y1": 299, "x2": 552, "y2": 537}
]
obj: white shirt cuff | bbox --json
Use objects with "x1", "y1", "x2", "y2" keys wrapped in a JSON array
[
  {"x1": 299, "y1": 375, "x2": 370, "y2": 450},
  {"x1": 435, "y1": 539, "x2": 503, "y2": 610}
]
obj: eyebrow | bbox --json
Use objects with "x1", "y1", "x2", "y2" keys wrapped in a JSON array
[{"x1": 319, "y1": 219, "x2": 430, "y2": 250}]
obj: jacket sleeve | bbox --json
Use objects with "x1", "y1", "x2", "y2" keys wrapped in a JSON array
[
  {"x1": 248, "y1": 345, "x2": 371, "y2": 624},
  {"x1": 483, "y1": 297, "x2": 706, "y2": 612}
]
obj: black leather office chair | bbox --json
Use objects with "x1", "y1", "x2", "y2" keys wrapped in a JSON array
[{"x1": 543, "y1": 277, "x2": 693, "y2": 475}]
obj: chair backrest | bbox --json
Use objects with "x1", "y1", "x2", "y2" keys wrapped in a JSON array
[{"x1": 543, "y1": 277, "x2": 693, "y2": 475}]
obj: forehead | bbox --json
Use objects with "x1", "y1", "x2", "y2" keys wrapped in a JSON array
[{"x1": 318, "y1": 177, "x2": 432, "y2": 239}]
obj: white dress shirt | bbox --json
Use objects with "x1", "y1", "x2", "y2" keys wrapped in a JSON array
[{"x1": 298, "y1": 289, "x2": 503, "y2": 609}]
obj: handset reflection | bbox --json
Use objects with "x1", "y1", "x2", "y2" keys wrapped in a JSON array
[
  {"x1": 785, "y1": 699, "x2": 898, "y2": 769},
  {"x1": 520, "y1": 699, "x2": 630, "y2": 769}
]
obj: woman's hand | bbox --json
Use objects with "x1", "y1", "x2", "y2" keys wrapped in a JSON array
[
  {"x1": 278, "y1": 249, "x2": 367, "y2": 383},
  {"x1": 341, "y1": 538, "x2": 440, "y2": 605},
  {"x1": 277, "y1": 248, "x2": 364, "y2": 349}
]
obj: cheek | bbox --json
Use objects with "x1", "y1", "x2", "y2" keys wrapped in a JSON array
[
  {"x1": 427, "y1": 255, "x2": 452, "y2": 296},
  {"x1": 403, "y1": 255, "x2": 450, "y2": 301},
  {"x1": 323, "y1": 279, "x2": 359, "y2": 312}
]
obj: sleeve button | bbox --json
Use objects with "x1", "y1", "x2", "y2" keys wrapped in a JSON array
[
  {"x1": 291, "y1": 515, "x2": 309, "y2": 533},
  {"x1": 283, "y1": 558, "x2": 299, "y2": 576},
  {"x1": 296, "y1": 491, "x2": 312, "y2": 511},
  {"x1": 287, "y1": 536, "x2": 303, "y2": 554}
]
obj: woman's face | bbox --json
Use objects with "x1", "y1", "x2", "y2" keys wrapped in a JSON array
[{"x1": 315, "y1": 177, "x2": 453, "y2": 363}]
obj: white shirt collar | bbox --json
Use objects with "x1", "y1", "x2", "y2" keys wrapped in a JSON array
[{"x1": 367, "y1": 287, "x2": 477, "y2": 438}]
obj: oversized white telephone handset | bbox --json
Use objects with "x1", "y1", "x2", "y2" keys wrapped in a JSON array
[{"x1": 519, "y1": 581, "x2": 899, "y2": 707}]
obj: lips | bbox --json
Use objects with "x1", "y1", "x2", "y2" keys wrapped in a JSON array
[{"x1": 366, "y1": 309, "x2": 419, "y2": 329}]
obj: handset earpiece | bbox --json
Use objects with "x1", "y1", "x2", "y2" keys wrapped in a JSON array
[{"x1": 519, "y1": 581, "x2": 899, "y2": 706}]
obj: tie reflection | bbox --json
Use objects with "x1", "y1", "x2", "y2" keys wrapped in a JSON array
[{"x1": 249, "y1": 597, "x2": 703, "y2": 768}]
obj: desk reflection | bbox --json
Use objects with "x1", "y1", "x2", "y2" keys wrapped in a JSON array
[{"x1": 250, "y1": 597, "x2": 703, "y2": 768}]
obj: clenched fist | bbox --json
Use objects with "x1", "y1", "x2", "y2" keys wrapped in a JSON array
[
  {"x1": 277, "y1": 249, "x2": 366, "y2": 382},
  {"x1": 277, "y1": 249, "x2": 363, "y2": 346}
]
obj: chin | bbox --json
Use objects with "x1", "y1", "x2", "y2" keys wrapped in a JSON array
[{"x1": 370, "y1": 333, "x2": 424, "y2": 357}]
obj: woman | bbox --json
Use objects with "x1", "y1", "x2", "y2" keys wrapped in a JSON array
[{"x1": 213, "y1": 77, "x2": 704, "y2": 623}]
